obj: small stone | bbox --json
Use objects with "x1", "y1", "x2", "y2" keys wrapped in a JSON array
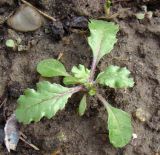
[
  {"x1": 17, "y1": 45, "x2": 29, "y2": 52},
  {"x1": 134, "y1": 108, "x2": 151, "y2": 122},
  {"x1": 132, "y1": 133, "x2": 138, "y2": 140},
  {"x1": 7, "y1": 5, "x2": 43, "y2": 32},
  {"x1": 141, "y1": 5, "x2": 147, "y2": 12},
  {"x1": 146, "y1": 11, "x2": 153, "y2": 19},
  {"x1": 135, "y1": 13, "x2": 145, "y2": 20}
]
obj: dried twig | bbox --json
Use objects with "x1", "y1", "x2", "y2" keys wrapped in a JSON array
[
  {"x1": 99, "y1": 8, "x2": 130, "y2": 20},
  {"x1": 20, "y1": 132, "x2": 27, "y2": 139},
  {"x1": 20, "y1": 136, "x2": 40, "y2": 151},
  {"x1": 0, "y1": 11, "x2": 14, "y2": 25},
  {"x1": 21, "y1": 0, "x2": 56, "y2": 21},
  {"x1": 0, "y1": 98, "x2": 7, "y2": 109},
  {"x1": 57, "y1": 52, "x2": 64, "y2": 60},
  {"x1": 112, "y1": 0, "x2": 131, "y2": 3}
]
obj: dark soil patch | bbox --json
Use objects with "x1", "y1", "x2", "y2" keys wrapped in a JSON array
[{"x1": 0, "y1": 0, "x2": 160, "y2": 155}]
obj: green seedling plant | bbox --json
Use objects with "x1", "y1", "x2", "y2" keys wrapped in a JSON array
[{"x1": 15, "y1": 19, "x2": 134, "y2": 148}]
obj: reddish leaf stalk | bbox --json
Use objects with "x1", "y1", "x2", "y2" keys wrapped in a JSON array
[
  {"x1": 71, "y1": 85, "x2": 85, "y2": 94},
  {"x1": 88, "y1": 58, "x2": 97, "y2": 83},
  {"x1": 96, "y1": 93, "x2": 109, "y2": 108}
]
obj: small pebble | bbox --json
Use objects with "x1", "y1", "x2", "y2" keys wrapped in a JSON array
[
  {"x1": 7, "y1": 4, "x2": 43, "y2": 32},
  {"x1": 135, "y1": 13, "x2": 145, "y2": 20},
  {"x1": 135, "y1": 108, "x2": 151, "y2": 122},
  {"x1": 141, "y1": 5, "x2": 147, "y2": 12},
  {"x1": 17, "y1": 45, "x2": 29, "y2": 52},
  {"x1": 146, "y1": 11, "x2": 153, "y2": 19},
  {"x1": 132, "y1": 133, "x2": 138, "y2": 140}
]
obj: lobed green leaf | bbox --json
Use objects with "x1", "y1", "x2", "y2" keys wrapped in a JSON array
[
  {"x1": 37, "y1": 58, "x2": 69, "y2": 77},
  {"x1": 15, "y1": 81, "x2": 78, "y2": 124},
  {"x1": 97, "y1": 65, "x2": 134, "y2": 88},
  {"x1": 106, "y1": 104, "x2": 132, "y2": 147},
  {"x1": 63, "y1": 64, "x2": 90, "y2": 85},
  {"x1": 88, "y1": 20, "x2": 119, "y2": 64}
]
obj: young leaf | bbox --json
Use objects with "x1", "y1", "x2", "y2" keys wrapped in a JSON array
[
  {"x1": 37, "y1": 59, "x2": 69, "y2": 77},
  {"x1": 63, "y1": 76, "x2": 79, "y2": 85},
  {"x1": 78, "y1": 94, "x2": 87, "y2": 116},
  {"x1": 63, "y1": 64, "x2": 90, "y2": 85},
  {"x1": 106, "y1": 104, "x2": 132, "y2": 147},
  {"x1": 15, "y1": 81, "x2": 81, "y2": 124},
  {"x1": 97, "y1": 65, "x2": 134, "y2": 88},
  {"x1": 88, "y1": 20, "x2": 119, "y2": 64}
]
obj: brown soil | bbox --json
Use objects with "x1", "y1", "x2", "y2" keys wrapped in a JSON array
[{"x1": 0, "y1": 0, "x2": 160, "y2": 155}]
